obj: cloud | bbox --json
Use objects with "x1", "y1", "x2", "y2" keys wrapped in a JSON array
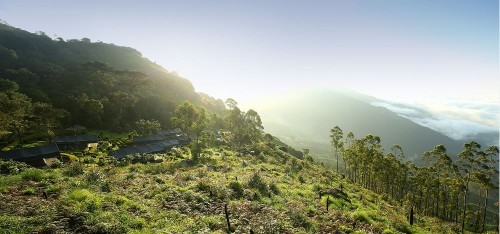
[{"x1": 371, "y1": 99, "x2": 499, "y2": 145}]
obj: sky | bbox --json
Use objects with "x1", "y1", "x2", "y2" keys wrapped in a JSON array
[{"x1": 0, "y1": 0, "x2": 498, "y2": 139}]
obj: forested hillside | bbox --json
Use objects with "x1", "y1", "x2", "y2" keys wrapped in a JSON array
[
  {"x1": 255, "y1": 89, "x2": 465, "y2": 162},
  {"x1": 0, "y1": 22, "x2": 225, "y2": 134}
]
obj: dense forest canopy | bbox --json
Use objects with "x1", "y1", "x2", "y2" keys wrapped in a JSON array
[{"x1": 0, "y1": 22, "x2": 225, "y2": 134}]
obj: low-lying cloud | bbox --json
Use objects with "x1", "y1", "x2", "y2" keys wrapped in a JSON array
[{"x1": 372, "y1": 99, "x2": 499, "y2": 146}]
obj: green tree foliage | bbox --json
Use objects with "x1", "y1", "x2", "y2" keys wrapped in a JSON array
[
  {"x1": 330, "y1": 126, "x2": 343, "y2": 173},
  {"x1": 32, "y1": 102, "x2": 68, "y2": 139},
  {"x1": 0, "y1": 79, "x2": 33, "y2": 145},
  {"x1": 335, "y1": 125, "x2": 498, "y2": 232},
  {"x1": 0, "y1": 23, "x2": 226, "y2": 134},
  {"x1": 172, "y1": 101, "x2": 198, "y2": 135},
  {"x1": 135, "y1": 119, "x2": 161, "y2": 135},
  {"x1": 223, "y1": 98, "x2": 264, "y2": 146},
  {"x1": 171, "y1": 101, "x2": 210, "y2": 161}
]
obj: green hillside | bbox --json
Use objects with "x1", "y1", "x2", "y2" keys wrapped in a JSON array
[
  {"x1": 0, "y1": 143, "x2": 459, "y2": 233},
  {"x1": 0, "y1": 22, "x2": 225, "y2": 133},
  {"x1": 255, "y1": 89, "x2": 464, "y2": 162},
  {"x1": 0, "y1": 23, "x2": 498, "y2": 234}
]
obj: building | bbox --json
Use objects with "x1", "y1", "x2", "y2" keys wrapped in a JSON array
[
  {"x1": 112, "y1": 139, "x2": 179, "y2": 160},
  {"x1": 0, "y1": 144, "x2": 61, "y2": 166},
  {"x1": 132, "y1": 134, "x2": 164, "y2": 145},
  {"x1": 53, "y1": 135, "x2": 99, "y2": 149}
]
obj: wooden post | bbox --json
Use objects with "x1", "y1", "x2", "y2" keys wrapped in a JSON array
[
  {"x1": 326, "y1": 196, "x2": 330, "y2": 211},
  {"x1": 225, "y1": 204, "x2": 231, "y2": 233}
]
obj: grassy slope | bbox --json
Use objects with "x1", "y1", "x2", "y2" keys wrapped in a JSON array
[{"x1": 0, "y1": 144, "x2": 462, "y2": 234}]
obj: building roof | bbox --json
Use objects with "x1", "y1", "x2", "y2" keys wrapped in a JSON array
[
  {"x1": 112, "y1": 139, "x2": 179, "y2": 160},
  {"x1": 53, "y1": 135, "x2": 98, "y2": 144},
  {"x1": 157, "y1": 128, "x2": 182, "y2": 136},
  {"x1": 0, "y1": 144, "x2": 60, "y2": 162},
  {"x1": 132, "y1": 134, "x2": 164, "y2": 144}
]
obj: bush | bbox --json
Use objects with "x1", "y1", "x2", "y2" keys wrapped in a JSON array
[
  {"x1": 68, "y1": 189, "x2": 102, "y2": 212},
  {"x1": 298, "y1": 175, "x2": 306, "y2": 183},
  {"x1": 229, "y1": 181, "x2": 244, "y2": 199},
  {"x1": 84, "y1": 170, "x2": 103, "y2": 184},
  {"x1": 144, "y1": 163, "x2": 170, "y2": 174},
  {"x1": 196, "y1": 179, "x2": 211, "y2": 192},
  {"x1": 20, "y1": 169, "x2": 46, "y2": 182},
  {"x1": 269, "y1": 182, "x2": 280, "y2": 195},
  {"x1": 63, "y1": 162, "x2": 85, "y2": 176},
  {"x1": 392, "y1": 220, "x2": 413, "y2": 234},
  {"x1": 22, "y1": 187, "x2": 36, "y2": 195},
  {"x1": 100, "y1": 180, "x2": 112, "y2": 192},
  {"x1": 0, "y1": 159, "x2": 30, "y2": 174},
  {"x1": 289, "y1": 210, "x2": 312, "y2": 230},
  {"x1": 351, "y1": 210, "x2": 374, "y2": 225},
  {"x1": 248, "y1": 172, "x2": 267, "y2": 194}
]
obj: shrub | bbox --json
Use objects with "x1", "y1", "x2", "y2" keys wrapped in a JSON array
[
  {"x1": 46, "y1": 184, "x2": 61, "y2": 194},
  {"x1": 196, "y1": 179, "x2": 211, "y2": 192},
  {"x1": 63, "y1": 162, "x2": 85, "y2": 176},
  {"x1": 22, "y1": 187, "x2": 36, "y2": 195},
  {"x1": 269, "y1": 182, "x2": 280, "y2": 195},
  {"x1": 69, "y1": 189, "x2": 93, "y2": 201},
  {"x1": 248, "y1": 172, "x2": 267, "y2": 194},
  {"x1": 298, "y1": 175, "x2": 305, "y2": 183},
  {"x1": 21, "y1": 169, "x2": 46, "y2": 181},
  {"x1": 89, "y1": 222, "x2": 127, "y2": 234},
  {"x1": 229, "y1": 181, "x2": 244, "y2": 199},
  {"x1": 351, "y1": 210, "x2": 374, "y2": 225},
  {"x1": 289, "y1": 210, "x2": 312, "y2": 230},
  {"x1": 84, "y1": 170, "x2": 103, "y2": 184},
  {"x1": 68, "y1": 189, "x2": 102, "y2": 212},
  {"x1": 392, "y1": 219, "x2": 413, "y2": 234},
  {"x1": 100, "y1": 180, "x2": 112, "y2": 192},
  {"x1": 144, "y1": 163, "x2": 169, "y2": 174},
  {"x1": 0, "y1": 175, "x2": 21, "y2": 193},
  {"x1": 0, "y1": 159, "x2": 30, "y2": 174}
]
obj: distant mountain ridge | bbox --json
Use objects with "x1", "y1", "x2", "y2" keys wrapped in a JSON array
[{"x1": 254, "y1": 89, "x2": 466, "y2": 163}]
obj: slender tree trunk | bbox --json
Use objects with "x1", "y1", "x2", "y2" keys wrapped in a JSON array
[
  {"x1": 436, "y1": 181, "x2": 440, "y2": 218},
  {"x1": 462, "y1": 190, "x2": 468, "y2": 233},
  {"x1": 476, "y1": 191, "x2": 482, "y2": 230},
  {"x1": 481, "y1": 189, "x2": 488, "y2": 233},
  {"x1": 16, "y1": 128, "x2": 24, "y2": 147},
  {"x1": 335, "y1": 149, "x2": 339, "y2": 174}
]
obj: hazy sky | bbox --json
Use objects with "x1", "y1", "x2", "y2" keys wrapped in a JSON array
[{"x1": 0, "y1": 0, "x2": 498, "y2": 105}]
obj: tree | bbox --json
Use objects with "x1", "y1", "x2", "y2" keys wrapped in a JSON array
[
  {"x1": 0, "y1": 79, "x2": 33, "y2": 146},
  {"x1": 330, "y1": 126, "x2": 344, "y2": 173},
  {"x1": 243, "y1": 109, "x2": 264, "y2": 142},
  {"x1": 423, "y1": 144, "x2": 453, "y2": 218},
  {"x1": 476, "y1": 146, "x2": 499, "y2": 232},
  {"x1": 172, "y1": 101, "x2": 198, "y2": 135},
  {"x1": 458, "y1": 141, "x2": 482, "y2": 233},
  {"x1": 225, "y1": 98, "x2": 238, "y2": 110},
  {"x1": 135, "y1": 119, "x2": 161, "y2": 135},
  {"x1": 303, "y1": 148, "x2": 313, "y2": 162},
  {"x1": 171, "y1": 101, "x2": 209, "y2": 161},
  {"x1": 32, "y1": 102, "x2": 68, "y2": 139},
  {"x1": 223, "y1": 99, "x2": 264, "y2": 145}
]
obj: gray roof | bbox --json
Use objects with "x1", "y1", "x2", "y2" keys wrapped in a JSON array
[
  {"x1": 53, "y1": 135, "x2": 98, "y2": 144},
  {"x1": 112, "y1": 139, "x2": 179, "y2": 160},
  {"x1": 0, "y1": 144, "x2": 60, "y2": 162},
  {"x1": 157, "y1": 128, "x2": 182, "y2": 136},
  {"x1": 132, "y1": 134, "x2": 164, "y2": 144}
]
